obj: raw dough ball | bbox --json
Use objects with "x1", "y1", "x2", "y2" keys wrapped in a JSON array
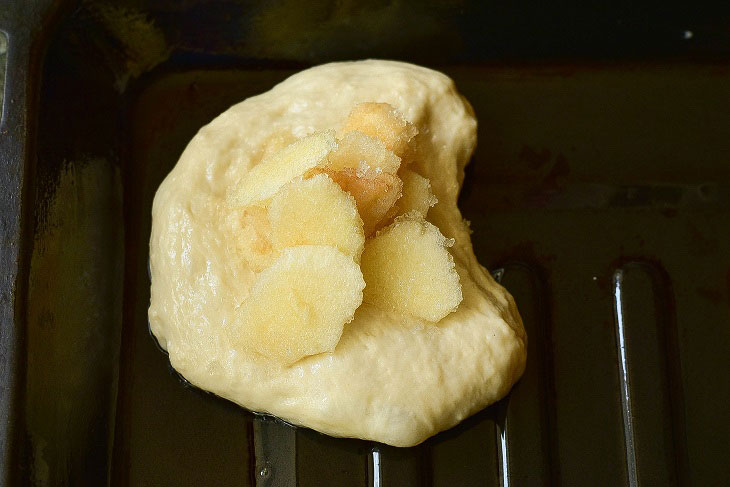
[{"x1": 148, "y1": 60, "x2": 526, "y2": 448}]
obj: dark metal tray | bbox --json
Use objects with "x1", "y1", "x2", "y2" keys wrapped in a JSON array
[{"x1": 2, "y1": 1, "x2": 729, "y2": 485}]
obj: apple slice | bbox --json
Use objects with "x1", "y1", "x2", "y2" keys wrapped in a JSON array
[
  {"x1": 322, "y1": 168, "x2": 402, "y2": 236},
  {"x1": 342, "y1": 102, "x2": 418, "y2": 160},
  {"x1": 228, "y1": 131, "x2": 337, "y2": 207},
  {"x1": 231, "y1": 245, "x2": 365, "y2": 365},
  {"x1": 393, "y1": 169, "x2": 437, "y2": 219},
  {"x1": 269, "y1": 174, "x2": 364, "y2": 261},
  {"x1": 326, "y1": 131, "x2": 401, "y2": 177},
  {"x1": 361, "y1": 216, "x2": 462, "y2": 322}
]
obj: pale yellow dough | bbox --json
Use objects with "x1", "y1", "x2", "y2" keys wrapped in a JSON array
[{"x1": 148, "y1": 60, "x2": 526, "y2": 447}]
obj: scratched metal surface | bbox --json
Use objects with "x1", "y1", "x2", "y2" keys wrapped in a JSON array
[{"x1": 6, "y1": 1, "x2": 730, "y2": 485}]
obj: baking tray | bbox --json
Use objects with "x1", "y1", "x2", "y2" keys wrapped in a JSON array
[{"x1": 2, "y1": 1, "x2": 729, "y2": 485}]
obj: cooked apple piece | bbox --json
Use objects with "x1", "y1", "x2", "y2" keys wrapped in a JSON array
[
  {"x1": 231, "y1": 245, "x2": 365, "y2": 365},
  {"x1": 228, "y1": 131, "x2": 337, "y2": 207},
  {"x1": 269, "y1": 174, "x2": 365, "y2": 261},
  {"x1": 327, "y1": 131, "x2": 401, "y2": 177},
  {"x1": 321, "y1": 168, "x2": 402, "y2": 236},
  {"x1": 361, "y1": 217, "x2": 462, "y2": 322},
  {"x1": 225, "y1": 204, "x2": 277, "y2": 272},
  {"x1": 394, "y1": 169, "x2": 437, "y2": 218},
  {"x1": 342, "y1": 102, "x2": 418, "y2": 160}
]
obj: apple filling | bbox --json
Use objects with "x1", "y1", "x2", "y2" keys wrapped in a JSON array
[{"x1": 227, "y1": 102, "x2": 461, "y2": 364}]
